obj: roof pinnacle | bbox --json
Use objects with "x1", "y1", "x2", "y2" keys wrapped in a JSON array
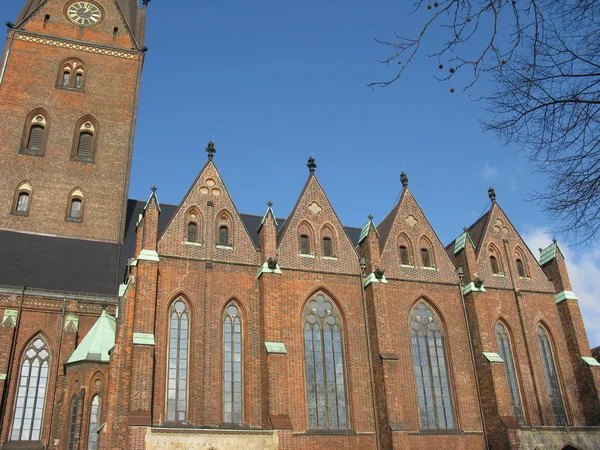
[
  {"x1": 206, "y1": 141, "x2": 216, "y2": 160},
  {"x1": 307, "y1": 157, "x2": 317, "y2": 173},
  {"x1": 151, "y1": 186, "x2": 157, "y2": 193},
  {"x1": 368, "y1": 214, "x2": 374, "y2": 221},
  {"x1": 400, "y1": 172, "x2": 409, "y2": 188},
  {"x1": 267, "y1": 201, "x2": 273, "y2": 208},
  {"x1": 488, "y1": 187, "x2": 496, "y2": 203}
]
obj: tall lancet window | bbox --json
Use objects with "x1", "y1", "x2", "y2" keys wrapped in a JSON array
[
  {"x1": 496, "y1": 323, "x2": 524, "y2": 424},
  {"x1": 410, "y1": 301, "x2": 454, "y2": 429},
  {"x1": 11, "y1": 336, "x2": 50, "y2": 441},
  {"x1": 303, "y1": 292, "x2": 348, "y2": 429},
  {"x1": 87, "y1": 395, "x2": 101, "y2": 450},
  {"x1": 537, "y1": 325, "x2": 567, "y2": 426},
  {"x1": 223, "y1": 303, "x2": 243, "y2": 423},
  {"x1": 167, "y1": 300, "x2": 189, "y2": 423}
]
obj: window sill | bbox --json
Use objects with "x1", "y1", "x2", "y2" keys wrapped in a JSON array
[
  {"x1": 493, "y1": 273, "x2": 505, "y2": 278},
  {"x1": 216, "y1": 245, "x2": 233, "y2": 250},
  {"x1": 71, "y1": 155, "x2": 93, "y2": 163},
  {"x1": 56, "y1": 85, "x2": 84, "y2": 93},
  {"x1": 184, "y1": 241, "x2": 202, "y2": 247},
  {"x1": 519, "y1": 276, "x2": 531, "y2": 280},
  {"x1": 322, "y1": 256, "x2": 338, "y2": 260},
  {"x1": 422, "y1": 266, "x2": 438, "y2": 271},
  {"x1": 66, "y1": 216, "x2": 83, "y2": 223},
  {"x1": 299, "y1": 254, "x2": 315, "y2": 258},
  {"x1": 11, "y1": 210, "x2": 30, "y2": 217},
  {"x1": 301, "y1": 429, "x2": 356, "y2": 436},
  {"x1": 410, "y1": 428, "x2": 461, "y2": 435},
  {"x1": 19, "y1": 148, "x2": 44, "y2": 157},
  {"x1": 401, "y1": 264, "x2": 415, "y2": 268}
]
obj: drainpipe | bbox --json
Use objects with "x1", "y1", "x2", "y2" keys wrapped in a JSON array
[
  {"x1": 457, "y1": 275, "x2": 490, "y2": 450},
  {"x1": 0, "y1": 285, "x2": 26, "y2": 440},
  {"x1": 358, "y1": 261, "x2": 381, "y2": 450},
  {"x1": 0, "y1": 28, "x2": 16, "y2": 89}
]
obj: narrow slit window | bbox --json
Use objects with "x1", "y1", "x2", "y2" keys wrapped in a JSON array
[
  {"x1": 62, "y1": 71, "x2": 71, "y2": 87},
  {"x1": 223, "y1": 303, "x2": 243, "y2": 423},
  {"x1": 516, "y1": 259, "x2": 526, "y2": 277},
  {"x1": 496, "y1": 323, "x2": 524, "y2": 424},
  {"x1": 323, "y1": 237, "x2": 332, "y2": 257},
  {"x1": 166, "y1": 300, "x2": 189, "y2": 423},
  {"x1": 300, "y1": 234, "x2": 310, "y2": 255},
  {"x1": 87, "y1": 395, "x2": 101, "y2": 450},
  {"x1": 421, "y1": 248, "x2": 432, "y2": 268},
  {"x1": 537, "y1": 326, "x2": 567, "y2": 426},
  {"x1": 400, "y1": 245, "x2": 409, "y2": 265},
  {"x1": 490, "y1": 256, "x2": 501, "y2": 274},
  {"x1": 219, "y1": 226, "x2": 229, "y2": 246},
  {"x1": 67, "y1": 395, "x2": 80, "y2": 450},
  {"x1": 187, "y1": 222, "x2": 198, "y2": 242}
]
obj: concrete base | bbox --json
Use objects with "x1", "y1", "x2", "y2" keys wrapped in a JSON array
[{"x1": 145, "y1": 427, "x2": 278, "y2": 450}]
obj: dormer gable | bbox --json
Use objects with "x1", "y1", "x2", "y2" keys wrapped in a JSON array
[
  {"x1": 276, "y1": 158, "x2": 359, "y2": 274},
  {"x1": 157, "y1": 143, "x2": 259, "y2": 266},
  {"x1": 377, "y1": 174, "x2": 457, "y2": 283}
]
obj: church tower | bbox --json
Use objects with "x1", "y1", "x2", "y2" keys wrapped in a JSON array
[{"x1": 0, "y1": 0, "x2": 148, "y2": 243}]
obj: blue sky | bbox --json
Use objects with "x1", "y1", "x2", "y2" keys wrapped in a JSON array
[{"x1": 3, "y1": 1, "x2": 599, "y2": 345}]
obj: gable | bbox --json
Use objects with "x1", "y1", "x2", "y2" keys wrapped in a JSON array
[
  {"x1": 277, "y1": 175, "x2": 360, "y2": 274},
  {"x1": 157, "y1": 161, "x2": 259, "y2": 266},
  {"x1": 475, "y1": 204, "x2": 554, "y2": 292},
  {"x1": 14, "y1": 0, "x2": 141, "y2": 49},
  {"x1": 378, "y1": 189, "x2": 457, "y2": 283}
]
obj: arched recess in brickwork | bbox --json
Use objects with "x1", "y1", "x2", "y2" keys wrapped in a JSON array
[
  {"x1": 514, "y1": 246, "x2": 530, "y2": 278},
  {"x1": 298, "y1": 221, "x2": 315, "y2": 256},
  {"x1": 320, "y1": 223, "x2": 337, "y2": 257},
  {"x1": 418, "y1": 236, "x2": 436, "y2": 268},
  {"x1": 536, "y1": 323, "x2": 568, "y2": 426},
  {"x1": 222, "y1": 299, "x2": 244, "y2": 424},
  {"x1": 71, "y1": 115, "x2": 99, "y2": 163},
  {"x1": 185, "y1": 207, "x2": 202, "y2": 244},
  {"x1": 216, "y1": 210, "x2": 234, "y2": 247},
  {"x1": 495, "y1": 320, "x2": 525, "y2": 424},
  {"x1": 20, "y1": 108, "x2": 50, "y2": 156},
  {"x1": 10, "y1": 334, "x2": 51, "y2": 442},
  {"x1": 488, "y1": 243, "x2": 504, "y2": 275},
  {"x1": 397, "y1": 233, "x2": 414, "y2": 266},
  {"x1": 66, "y1": 187, "x2": 85, "y2": 222},
  {"x1": 165, "y1": 298, "x2": 190, "y2": 424},
  {"x1": 57, "y1": 57, "x2": 87, "y2": 90},
  {"x1": 13, "y1": 181, "x2": 33, "y2": 215},
  {"x1": 302, "y1": 290, "x2": 349, "y2": 429},
  {"x1": 408, "y1": 299, "x2": 455, "y2": 430}
]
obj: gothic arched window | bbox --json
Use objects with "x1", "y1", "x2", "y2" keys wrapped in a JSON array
[
  {"x1": 219, "y1": 226, "x2": 229, "y2": 246},
  {"x1": 166, "y1": 300, "x2": 189, "y2": 424},
  {"x1": 21, "y1": 110, "x2": 49, "y2": 156},
  {"x1": 496, "y1": 323, "x2": 524, "y2": 424},
  {"x1": 67, "y1": 394, "x2": 80, "y2": 450},
  {"x1": 87, "y1": 395, "x2": 101, "y2": 450},
  {"x1": 419, "y1": 237, "x2": 435, "y2": 268},
  {"x1": 187, "y1": 222, "x2": 198, "y2": 243},
  {"x1": 489, "y1": 245, "x2": 503, "y2": 275},
  {"x1": 10, "y1": 336, "x2": 50, "y2": 441},
  {"x1": 223, "y1": 303, "x2": 243, "y2": 423},
  {"x1": 303, "y1": 293, "x2": 348, "y2": 429},
  {"x1": 410, "y1": 301, "x2": 454, "y2": 429},
  {"x1": 537, "y1": 325, "x2": 567, "y2": 426},
  {"x1": 66, "y1": 189, "x2": 84, "y2": 221},
  {"x1": 57, "y1": 59, "x2": 86, "y2": 90},
  {"x1": 72, "y1": 117, "x2": 98, "y2": 162},
  {"x1": 13, "y1": 181, "x2": 33, "y2": 215}
]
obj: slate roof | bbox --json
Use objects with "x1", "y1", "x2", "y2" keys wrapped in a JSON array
[
  {"x1": 67, "y1": 310, "x2": 116, "y2": 364},
  {"x1": 0, "y1": 229, "x2": 120, "y2": 296}
]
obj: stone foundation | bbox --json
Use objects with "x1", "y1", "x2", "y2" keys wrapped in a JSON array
[
  {"x1": 145, "y1": 427, "x2": 278, "y2": 450},
  {"x1": 515, "y1": 427, "x2": 600, "y2": 450}
]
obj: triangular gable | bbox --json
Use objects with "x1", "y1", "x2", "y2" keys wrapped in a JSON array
[
  {"x1": 14, "y1": 0, "x2": 143, "y2": 49},
  {"x1": 378, "y1": 188, "x2": 457, "y2": 282},
  {"x1": 157, "y1": 160, "x2": 259, "y2": 265},
  {"x1": 474, "y1": 203, "x2": 554, "y2": 291},
  {"x1": 277, "y1": 173, "x2": 359, "y2": 272},
  {"x1": 67, "y1": 311, "x2": 116, "y2": 364}
]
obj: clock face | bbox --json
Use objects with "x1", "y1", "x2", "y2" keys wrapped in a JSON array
[{"x1": 66, "y1": 1, "x2": 103, "y2": 27}]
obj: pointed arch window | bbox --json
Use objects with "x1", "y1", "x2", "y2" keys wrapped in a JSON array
[
  {"x1": 303, "y1": 293, "x2": 348, "y2": 429},
  {"x1": 67, "y1": 394, "x2": 81, "y2": 450},
  {"x1": 167, "y1": 300, "x2": 189, "y2": 424},
  {"x1": 537, "y1": 326, "x2": 567, "y2": 426},
  {"x1": 223, "y1": 303, "x2": 243, "y2": 423},
  {"x1": 57, "y1": 59, "x2": 86, "y2": 90},
  {"x1": 87, "y1": 395, "x2": 101, "y2": 450},
  {"x1": 419, "y1": 237, "x2": 435, "y2": 268},
  {"x1": 323, "y1": 237, "x2": 332, "y2": 257},
  {"x1": 421, "y1": 248, "x2": 432, "y2": 268},
  {"x1": 489, "y1": 245, "x2": 503, "y2": 275},
  {"x1": 10, "y1": 336, "x2": 50, "y2": 441},
  {"x1": 66, "y1": 189, "x2": 84, "y2": 221},
  {"x1": 300, "y1": 234, "x2": 310, "y2": 255},
  {"x1": 219, "y1": 226, "x2": 229, "y2": 246},
  {"x1": 72, "y1": 118, "x2": 98, "y2": 162},
  {"x1": 13, "y1": 182, "x2": 33, "y2": 216},
  {"x1": 187, "y1": 222, "x2": 198, "y2": 243},
  {"x1": 516, "y1": 259, "x2": 526, "y2": 277},
  {"x1": 400, "y1": 245, "x2": 409, "y2": 265},
  {"x1": 410, "y1": 301, "x2": 454, "y2": 429},
  {"x1": 398, "y1": 234, "x2": 414, "y2": 266},
  {"x1": 21, "y1": 111, "x2": 49, "y2": 156},
  {"x1": 490, "y1": 256, "x2": 500, "y2": 274},
  {"x1": 496, "y1": 323, "x2": 524, "y2": 424}
]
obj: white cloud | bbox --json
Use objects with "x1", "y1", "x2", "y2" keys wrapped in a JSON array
[
  {"x1": 481, "y1": 162, "x2": 498, "y2": 180},
  {"x1": 523, "y1": 228, "x2": 600, "y2": 349}
]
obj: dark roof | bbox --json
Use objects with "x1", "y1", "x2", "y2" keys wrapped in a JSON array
[
  {"x1": 467, "y1": 211, "x2": 490, "y2": 250},
  {"x1": 592, "y1": 346, "x2": 600, "y2": 361},
  {"x1": 0, "y1": 230, "x2": 120, "y2": 296},
  {"x1": 16, "y1": 0, "x2": 147, "y2": 47}
]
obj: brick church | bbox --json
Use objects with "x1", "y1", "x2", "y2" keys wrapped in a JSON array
[{"x1": 1, "y1": 1, "x2": 600, "y2": 449}]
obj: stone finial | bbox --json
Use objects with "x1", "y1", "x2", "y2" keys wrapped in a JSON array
[
  {"x1": 307, "y1": 157, "x2": 317, "y2": 173},
  {"x1": 368, "y1": 214, "x2": 374, "y2": 221},
  {"x1": 142, "y1": 0, "x2": 151, "y2": 6},
  {"x1": 552, "y1": 238, "x2": 557, "y2": 244},
  {"x1": 206, "y1": 141, "x2": 216, "y2": 160},
  {"x1": 400, "y1": 172, "x2": 409, "y2": 188},
  {"x1": 267, "y1": 201, "x2": 273, "y2": 208},
  {"x1": 488, "y1": 187, "x2": 496, "y2": 202},
  {"x1": 151, "y1": 186, "x2": 157, "y2": 193}
]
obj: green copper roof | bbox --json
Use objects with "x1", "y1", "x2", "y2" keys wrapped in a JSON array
[
  {"x1": 358, "y1": 218, "x2": 379, "y2": 244},
  {"x1": 453, "y1": 231, "x2": 475, "y2": 255},
  {"x1": 540, "y1": 242, "x2": 557, "y2": 265},
  {"x1": 67, "y1": 311, "x2": 116, "y2": 365}
]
